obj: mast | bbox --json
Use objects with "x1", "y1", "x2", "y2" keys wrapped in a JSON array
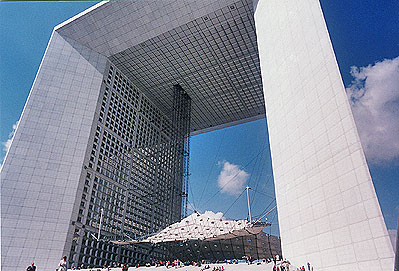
[
  {"x1": 98, "y1": 208, "x2": 103, "y2": 240},
  {"x1": 246, "y1": 186, "x2": 252, "y2": 224},
  {"x1": 395, "y1": 214, "x2": 399, "y2": 271}
]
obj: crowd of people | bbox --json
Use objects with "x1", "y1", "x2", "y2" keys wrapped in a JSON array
[
  {"x1": 295, "y1": 262, "x2": 313, "y2": 271},
  {"x1": 28, "y1": 255, "x2": 314, "y2": 271},
  {"x1": 272, "y1": 258, "x2": 314, "y2": 271}
]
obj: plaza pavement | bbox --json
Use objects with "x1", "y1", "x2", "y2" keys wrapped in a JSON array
[{"x1": 74, "y1": 262, "x2": 290, "y2": 271}]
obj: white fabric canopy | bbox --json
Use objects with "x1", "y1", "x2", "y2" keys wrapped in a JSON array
[
  {"x1": 146, "y1": 211, "x2": 249, "y2": 243},
  {"x1": 111, "y1": 211, "x2": 267, "y2": 245}
]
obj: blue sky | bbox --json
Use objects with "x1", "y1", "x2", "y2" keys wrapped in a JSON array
[{"x1": 0, "y1": 1, "x2": 398, "y2": 237}]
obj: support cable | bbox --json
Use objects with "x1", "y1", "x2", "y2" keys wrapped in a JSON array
[
  {"x1": 268, "y1": 209, "x2": 278, "y2": 235},
  {"x1": 201, "y1": 146, "x2": 267, "y2": 207},
  {"x1": 246, "y1": 146, "x2": 264, "y2": 188},
  {"x1": 189, "y1": 182, "x2": 197, "y2": 212},
  {"x1": 197, "y1": 130, "x2": 226, "y2": 209},
  {"x1": 254, "y1": 205, "x2": 277, "y2": 224},
  {"x1": 250, "y1": 188, "x2": 275, "y2": 200},
  {"x1": 249, "y1": 156, "x2": 267, "y2": 208},
  {"x1": 222, "y1": 188, "x2": 246, "y2": 217},
  {"x1": 252, "y1": 198, "x2": 276, "y2": 221}
]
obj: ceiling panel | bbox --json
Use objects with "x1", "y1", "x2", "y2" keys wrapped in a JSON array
[
  {"x1": 56, "y1": 0, "x2": 266, "y2": 134},
  {"x1": 109, "y1": 0, "x2": 265, "y2": 133}
]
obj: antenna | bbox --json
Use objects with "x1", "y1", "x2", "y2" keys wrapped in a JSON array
[
  {"x1": 90, "y1": 233, "x2": 98, "y2": 241},
  {"x1": 246, "y1": 186, "x2": 252, "y2": 224},
  {"x1": 90, "y1": 208, "x2": 104, "y2": 241},
  {"x1": 98, "y1": 208, "x2": 103, "y2": 240}
]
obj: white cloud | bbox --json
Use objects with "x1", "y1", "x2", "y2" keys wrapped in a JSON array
[
  {"x1": 2, "y1": 121, "x2": 19, "y2": 152},
  {"x1": 217, "y1": 161, "x2": 249, "y2": 195},
  {"x1": 388, "y1": 229, "x2": 397, "y2": 252},
  {"x1": 347, "y1": 56, "x2": 399, "y2": 164},
  {"x1": 203, "y1": 210, "x2": 225, "y2": 220}
]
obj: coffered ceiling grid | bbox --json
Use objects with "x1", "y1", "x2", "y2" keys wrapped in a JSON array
[{"x1": 110, "y1": 0, "x2": 265, "y2": 132}]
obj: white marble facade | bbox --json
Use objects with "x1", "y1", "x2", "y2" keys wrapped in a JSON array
[
  {"x1": 254, "y1": 0, "x2": 394, "y2": 270},
  {"x1": 1, "y1": 32, "x2": 107, "y2": 270}
]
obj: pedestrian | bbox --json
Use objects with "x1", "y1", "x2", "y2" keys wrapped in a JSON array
[
  {"x1": 307, "y1": 262, "x2": 310, "y2": 271},
  {"x1": 57, "y1": 256, "x2": 67, "y2": 271},
  {"x1": 26, "y1": 263, "x2": 36, "y2": 271}
]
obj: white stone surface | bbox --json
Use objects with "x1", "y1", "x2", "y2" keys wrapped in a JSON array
[
  {"x1": 0, "y1": 31, "x2": 107, "y2": 271},
  {"x1": 254, "y1": 0, "x2": 394, "y2": 270},
  {"x1": 56, "y1": 0, "x2": 240, "y2": 57}
]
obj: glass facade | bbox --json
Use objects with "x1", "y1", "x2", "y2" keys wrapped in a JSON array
[{"x1": 69, "y1": 64, "x2": 190, "y2": 268}]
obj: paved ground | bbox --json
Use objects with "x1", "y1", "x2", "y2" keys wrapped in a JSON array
[{"x1": 75, "y1": 262, "x2": 293, "y2": 271}]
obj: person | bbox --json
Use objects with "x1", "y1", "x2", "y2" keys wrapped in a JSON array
[
  {"x1": 57, "y1": 256, "x2": 67, "y2": 271},
  {"x1": 27, "y1": 263, "x2": 36, "y2": 271}
]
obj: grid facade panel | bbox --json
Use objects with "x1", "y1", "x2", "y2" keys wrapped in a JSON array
[
  {"x1": 109, "y1": 0, "x2": 265, "y2": 133},
  {"x1": 69, "y1": 64, "x2": 189, "y2": 268}
]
